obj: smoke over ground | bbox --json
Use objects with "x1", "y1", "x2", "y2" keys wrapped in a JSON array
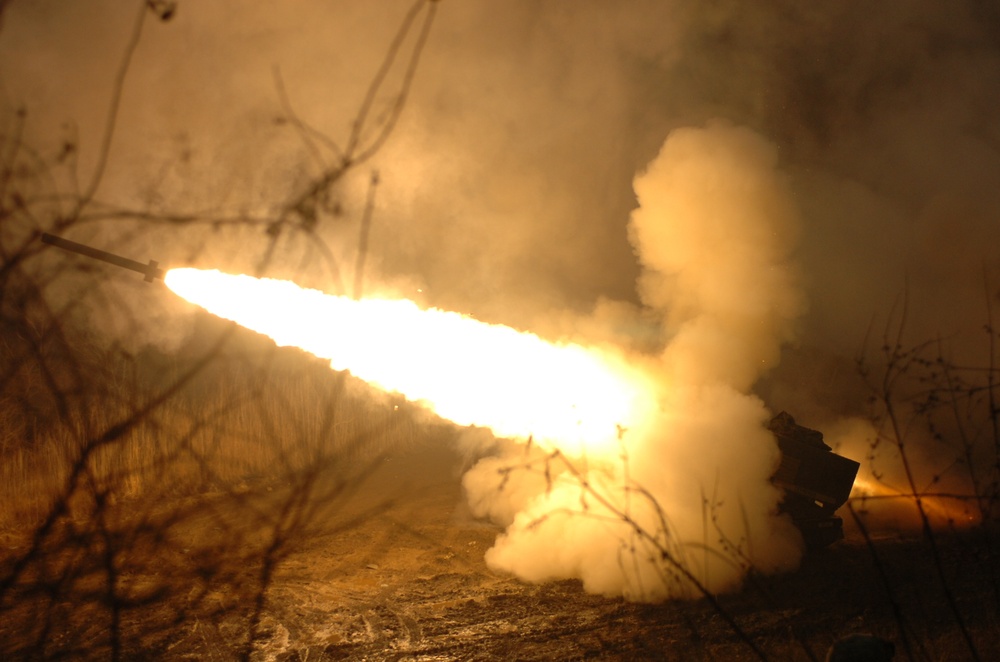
[
  {"x1": 463, "y1": 122, "x2": 804, "y2": 598},
  {"x1": 3, "y1": 0, "x2": 999, "y2": 594}
]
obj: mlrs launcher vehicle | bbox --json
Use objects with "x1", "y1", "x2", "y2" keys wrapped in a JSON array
[{"x1": 768, "y1": 411, "x2": 860, "y2": 548}]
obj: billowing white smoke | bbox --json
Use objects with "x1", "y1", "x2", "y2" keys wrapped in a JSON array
[{"x1": 462, "y1": 121, "x2": 806, "y2": 600}]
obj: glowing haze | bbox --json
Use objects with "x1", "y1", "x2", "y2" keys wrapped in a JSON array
[
  {"x1": 165, "y1": 122, "x2": 807, "y2": 600},
  {"x1": 1, "y1": 0, "x2": 995, "y2": 608}
]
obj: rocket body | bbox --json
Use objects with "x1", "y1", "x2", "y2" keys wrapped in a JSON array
[{"x1": 41, "y1": 233, "x2": 165, "y2": 282}]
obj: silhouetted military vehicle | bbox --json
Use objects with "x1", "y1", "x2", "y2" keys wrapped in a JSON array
[{"x1": 768, "y1": 412, "x2": 860, "y2": 548}]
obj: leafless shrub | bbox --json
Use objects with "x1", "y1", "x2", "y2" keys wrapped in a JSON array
[
  {"x1": 850, "y1": 279, "x2": 1000, "y2": 661},
  {"x1": 0, "y1": 1, "x2": 439, "y2": 659}
]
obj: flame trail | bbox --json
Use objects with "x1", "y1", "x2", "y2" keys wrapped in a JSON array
[{"x1": 165, "y1": 268, "x2": 658, "y2": 458}]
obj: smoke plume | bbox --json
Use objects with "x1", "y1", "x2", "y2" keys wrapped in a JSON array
[{"x1": 463, "y1": 122, "x2": 805, "y2": 598}]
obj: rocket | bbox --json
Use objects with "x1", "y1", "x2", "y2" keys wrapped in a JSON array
[{"x1": 40, "y1": 233, "x2": 165, "y2": 282}]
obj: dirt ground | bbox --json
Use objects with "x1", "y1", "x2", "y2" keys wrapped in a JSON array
[{"x1": 3, "y1": 442, "x2": 1000, "y2": 661}]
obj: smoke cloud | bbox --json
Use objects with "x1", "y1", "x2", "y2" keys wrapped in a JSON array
[{"x1": 463, "y1": 122, "x2": 805, "y2": 598}]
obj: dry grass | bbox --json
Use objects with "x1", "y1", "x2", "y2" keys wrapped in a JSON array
[
  {"x1": 0, "y1": 307, "x2": 440, "y2": 660},
  {"x1": 0, "y1": 318, "x2": 424, "y2": 535}
]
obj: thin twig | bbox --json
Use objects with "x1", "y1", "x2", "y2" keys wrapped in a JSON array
[
  {"x1": 352, "y1": 171, "x2": 379, "y2": 300},
  {"x1": 79, "y1": 1, "x2": 148, "y2": 207}
]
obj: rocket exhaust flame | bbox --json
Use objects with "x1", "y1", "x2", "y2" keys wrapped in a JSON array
[
  {"x1": 157, "y1": 124, "x2": 813, "y2": 601},
  {"x1": 164, "y1": 268, "x2": 658, "y2": 457}
]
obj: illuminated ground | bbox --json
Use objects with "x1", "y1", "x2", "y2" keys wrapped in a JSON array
[
  {"x1": 3, "y1": 441, "x2": 999, "y2": 660},
  {"x1": 165, "y1": 445, "x2": 1000, "y2": 660}
]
